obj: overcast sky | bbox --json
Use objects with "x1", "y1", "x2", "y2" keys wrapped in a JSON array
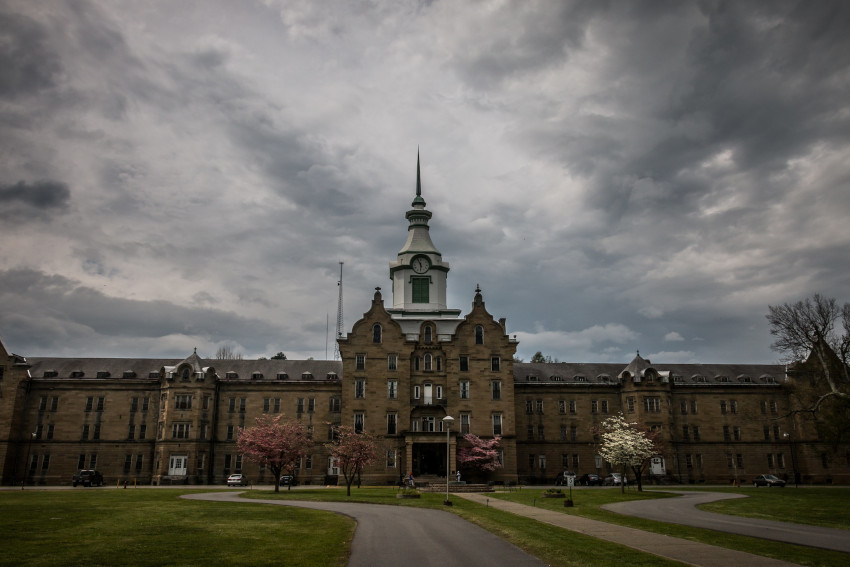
[{"x1": 2, "y1": 0, "x2": 849, "y2": 365}]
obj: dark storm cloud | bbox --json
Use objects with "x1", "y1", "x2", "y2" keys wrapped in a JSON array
[
  {"x1": 0, "y1": 269, "x2": 284, "y2": 354},
  {"x1": 0, "y1": 11, "x2": 62, "y2": 98},
  {"x1": 0, "y1": 180, "x2": 71, "y2": 220}
]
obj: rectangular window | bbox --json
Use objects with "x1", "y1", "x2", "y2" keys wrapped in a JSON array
[
  {"x1": 139, "y1": 424, "x2": 147, "y2": 439},
  {"x1": 695, "y1": 454, "x2": 703, "y2": 469},
  {"x1": 601, "y1": 400, "x2": 608, "y2": 414},
  {"x1": 172, "y1": 423, "x2": 190, "y2": 439},
  {"x1": 767, "y1": 454, "x2": 775, "y2": 468},
  {"x1": 128, "y1": 424, "x2": 135, "y2": 440},
  {"x1": 492, "y1": 414, "x2": 502, "y2": 436},
  {"x1": 539, "y1": 454, "x2": 547, "y2": 470},
  {"x1": 723, "y1": 425, "x2": 731, "y2": 441},
  {"x1": 203, "y1": 395, "x2": 211, "y2": 410},
  {"x1": 733, "y1": 426, "x2": 742, "y2": 441},
  {"x1": 305, "y1": 454, "x2": 312, "y2": 469},
  {"x1": 131, "y1": 397, "x2": 139, "y2": 411},
  {"x1": 770, "y1": 400, "x2": 777, "y2": 415},
  {"x1": 686, "y1": 454, "x2": 693, "y2": 469},
  {"x1": 89, "y1": 454, "x2": 97, "y2": 469},
  {"x1": 142, "y1": 397, "x2": 150, "y2": 412},
  {"x1": 356, "y1": 354, "x2": 366, "y2": 370},
  {"x1": 354, "y1": 413, "x2": 364, "y2": 433},
  {"x1": 414, "y1": 385, "x2": 420, "y2": 399},
  {"x1": 386, "y1": 449, "x2": 397, "y2": 468},
  {"x1": 175, "y1": 394, "x2": 192, "y2": 410},
  {"x1": 736, "y1": 454, "x2": 744, "y2": 469},
  {"x1": 627, "y1": 397, "x2": 635, "y2": 413},
  {"x1": 527, "y1": 424, "x2": 535, "y2": 440},
  {"x1": 263, "y1": 398, "x2": 271, "y2": 413},
  {"x1": 569, "y1": 400, "x2": 576, "y2": 414},
  {"x1": 459, "y1": 356, "x2": 469, "y2": 372},
  {"x1": 97, "y1": 397, "x2": 104, "y2": 411},
  {"x1": 85, "y1": 397, "x2": 93, "y2": 412},
  {"x1": 227, "y1": 425, "x2": 235, "y2": 440},
  {"x1": 235, "y1": 454, "x2": 243, "y2": 473},
  {"x1": 538, "y1": 425, "x2": 545, "y2": 440},
  {"x1": 296, "y1": 398, "x2": 305, "y2": 413},
  {"x1": 274, "y1": 398, "x2": 281, "y2": 413},
  {"x1": 682, "y1": 425, "x2": 690, "y2": 441},
  {"x1": 773, "y1": 425, "x2": 781, "y2": 441},
  {"x1": 388, "y1": 354, "x2": 398, "y2": 371},
  {"x1": 459, "y1": 380, "x2": 469, "y2": 399},
  {"x1": 591, "y1": 400, "x2": 598, "y2": 413},
  {"x1": 529, "y1": 454, "x2": 535, "y2": 470},
  {"x1": 693, "y1": 426, "x2": 700, "y2": 441},
  {"x1": 200, "y1": 424, "x2": 208, "y2": 440},
  {"x1": 491, "y1": 381, "x2": 501, "y2": 400},
  {"x1": 355, "y1": 380, "x2": 365, "y2": 399},
  {"x1": 691, "y1": 400, "x2": 698, "y2": 414},
  {"x1": 680, "y1": 400, "x2": 688, "y2": 415},
  {"x1": 411, "y1": 277, "x2": 429, "y2": 303},
  {"x1": 228, "y1": 397, "x2": 236, "y2": 412},
  {"x1": 777, "y1": 453, "x2": 785, "y2": 468},
  {"x1": 560, "y1": 425, "x2": 567, "y2": 441},
  {"x1": 124, "y1": 454, "x2": 133, "y2": 473},
  {"x1": 436, "y1": 385, "x2": 443, "y2": 399},
  {"x1": 239, "y1": 398, "x2": 246, "y2": 413},
  {"x1": 329, "y1": 397, "x2": 340, "y2": 412},
  {"x1": 35, "y1": 424, "x2": 43, "y2": 440},
  {"x1": 41, "y1": 454, "x2": 50, "y2": 472},
  {"x1": 644, "y1": 397, "x2": 661, "y2": 413},
  {"x1": 136, "y1": 454, "x2": 144, "y2": 473},
  {"x1": 720, "y1": 400, "x2": 728, "y2": 415},
  {"x1": 536, "y1": 400, "x2": 544, "y2": 414},
  {"x1": 570, "y1": 425, "x2": 578, "y2": 441},
  {"x1": 51, "y1": 397, "x2": 59, "y2": 412},
  {"x1": 78, "y1": 454, "x2": 86, "y2": 469},
  {"x1": 525, "y1": 400, "x2": 533, "y2": 414},
  {"x1": 46, "y1": 425, "x2": 54, "y2": 440},
  {"x1": 224, "y1": 454, "x2": 232, "y2": 474},
  {"x1": 387, "y1": 413, "x2": 397, "y2": 435},
  {"x1": 82, "y1": 424, "x2": 90, "y2": 440},
  {"x1": 730, "y1": 400, "x2": 738, "y2": 414},
  {"x1": 764, "y1": 426, "x2": 771, "y2": 440},
  {"x1": 387, "y1": 380, "x2": 398, "y2": 399},
  {"x1": 558, "y1": 400, "x2": 566, "y2": 414},
  {"x1": 491, "y1": 357, "x2": 500, "y2": 372},
  {"x1": 39, "y1": 396, "x2": 47, "y2": 411},
  {"x1": 460, "y1": 413, "x2": 470, "y2": 434}
]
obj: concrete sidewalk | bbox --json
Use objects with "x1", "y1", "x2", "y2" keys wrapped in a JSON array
[{"x1": 456, "y1": 493, "x2": 801, "y2": 567}]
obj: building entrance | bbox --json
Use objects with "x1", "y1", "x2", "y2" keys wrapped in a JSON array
[{"x1": 412, "y1": 443, "x2": 446, "y2": 476}]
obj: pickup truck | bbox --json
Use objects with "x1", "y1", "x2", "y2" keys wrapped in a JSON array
[{"x1": 72, "y1": 469, "x2": 104, "y2": 487}]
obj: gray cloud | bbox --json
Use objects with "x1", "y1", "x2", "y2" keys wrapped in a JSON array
[{"x1": 0, "y1": 11, "x2": 62, "y2": 98}]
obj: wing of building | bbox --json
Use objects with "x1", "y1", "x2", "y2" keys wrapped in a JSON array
[{"x1": 0, "y1": 158, "x2": 846, "y2": 486}]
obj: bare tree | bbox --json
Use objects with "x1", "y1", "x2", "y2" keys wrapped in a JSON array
[
  {"x1": 215, "y1": 345, "x2": 243, "y2": 360},
  {"x1": 767, "y1": 293, "x2": 850, "y2": 413}
]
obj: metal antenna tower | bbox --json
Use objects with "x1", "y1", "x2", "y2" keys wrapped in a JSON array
[{"x1": 333, "y1": 261, "x2": 344, "y2": 360}]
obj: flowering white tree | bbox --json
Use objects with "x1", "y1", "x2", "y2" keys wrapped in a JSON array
[{"x1": 596, "y1": 413, "x2": 658, "y2": 492}]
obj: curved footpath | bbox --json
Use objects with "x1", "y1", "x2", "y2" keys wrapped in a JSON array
[
  {"x1": 182, "y1": 492, "x2": 544, "y2": 567},
  {"x1": 602, "y1": 490, "x2": 850, "y2": 553}
]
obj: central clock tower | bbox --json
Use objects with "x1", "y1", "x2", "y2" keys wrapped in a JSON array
[{"x1": 387, "y1": 154, "x2": 459, "y2": 318}]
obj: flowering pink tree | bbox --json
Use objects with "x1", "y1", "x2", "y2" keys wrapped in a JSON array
[
  {"x1": 325, "y1": 425, "x2": 379, "y2": 496},
  {"x1": 457, "y1": 434, "x2": 502, "y2": 476},
  {"x1": 237, "y1": 415, "x2": 313, "y2": 492},
  {"x1": 596, "y1": 413, "x2": 658, "y2": 492}
]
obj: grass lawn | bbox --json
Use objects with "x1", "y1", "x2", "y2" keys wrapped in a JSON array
[
  {"x1": 0, "y1": 489, "x2": 353, "y2": 567},
  {"x1": 489, "y1": 486, "x2": 850, "y2": 567}
]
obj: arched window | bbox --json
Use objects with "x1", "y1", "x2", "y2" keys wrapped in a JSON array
[
  {"x1": 474, "y1": 325, "x2": 484, "y2": 345},
  {"x1": 372, "y1": 324, "x2": 382, "y2": 343},
  {"x1": 181, "y1": 367, "x2": 190, "y2": 381},
  {"x1": 424, "y1": 325, "x2": 432, "y2": 344},
  {"x1": 424, "y1": 353, "x2": 432, "y2": 371}
]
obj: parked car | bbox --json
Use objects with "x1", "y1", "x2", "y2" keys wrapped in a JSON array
[
  {"x1": 603, "y1": 473, "x2": 627, "y2": 486},
  {"x1": 72, "y1": 469, "x2": 103, "y2": 487},
  {"x1": 279, "y1": 475, "x2": 297, "y2": 486},
  {"x1": 226, "y1": 474, "x2": 247, "y2": 486},
  {"x1": 578, "y1": 473, "x2": 602, "y2": 486},
  {"x1": 554, "y1": 470, "x2": 576, "y2": 486},
  {"x1": 752, "y1": 474, "x2": 786, "y2": 487}
]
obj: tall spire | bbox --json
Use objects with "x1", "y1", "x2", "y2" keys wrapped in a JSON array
[{"x1": 413, "y1": 148, "x2": 425, "y2": 206}]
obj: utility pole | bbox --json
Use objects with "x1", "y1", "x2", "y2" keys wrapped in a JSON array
[{"x1": 334, "y1": 262, "x2": 344, "y2": 360}]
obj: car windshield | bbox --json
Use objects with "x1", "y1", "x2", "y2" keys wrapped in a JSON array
[{"x1": 764, "y1": 475, "x2": 779, "y2": 480}]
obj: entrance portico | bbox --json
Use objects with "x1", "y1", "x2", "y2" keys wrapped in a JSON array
[{"x1": 405, "y1": 433, "x2": 455, "y2": 477}]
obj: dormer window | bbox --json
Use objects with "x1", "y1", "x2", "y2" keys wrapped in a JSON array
[
  {"x1": 181, "y1": 368, "x2": 190, "y2": 381},
  {"x1": 301, "y1": 372, "x2": 313, "y2": 380},
  {"x1": 96, "y1": 371, "x2": 110, "y2": 379},
  {"x1": 43, "y1": 370, "x2": 58, "y2": 378},
  {"x1": 225, "y1": 371, "x2": 238, "y2": 380},
  {"x1": 277, "y1": 372, "x2": 289, "y2": 380},
  {"x1": 149, "y1": 371, "x2": 160, "y2": 378},
  {"x1": 71, "y1": 370, "x2": 84, "y2": 378},
  {"x1": 326, "y1": 372, "x2": 338, "y2": 381},
  {"x1": 252, "y1": 372, "x2": 263, "y2": 380},
  {"x1": 123, "y1": 370, "x2": 136, "y2": 379},
  {"x1": 574, "y1": 375, "x2": 586, "y2": 382}
]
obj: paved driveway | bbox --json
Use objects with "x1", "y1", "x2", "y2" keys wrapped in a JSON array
[
  {"x1": 603, "y1": 491, "x2": 850, "y2": 553},
  {"x1": 182, "y1": 492, "x2": 545, "y2": 567}
]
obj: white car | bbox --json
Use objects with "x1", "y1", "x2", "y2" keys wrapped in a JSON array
[{"x1": 226, "y1": 474, "x2": 247, "y2": 486}]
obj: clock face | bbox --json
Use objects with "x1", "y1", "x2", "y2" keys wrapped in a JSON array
[{"x1": 411, "y1": 256, "x2": 430, "y2": 274}]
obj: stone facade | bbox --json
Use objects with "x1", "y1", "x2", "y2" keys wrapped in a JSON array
[{"x1": 1, "y1": 166, "x2": 847, "y2": 486}]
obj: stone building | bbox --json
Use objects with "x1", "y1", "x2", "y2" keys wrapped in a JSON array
[{"x1": 0, "y1": 162, "x2": 847, "y2": 486}]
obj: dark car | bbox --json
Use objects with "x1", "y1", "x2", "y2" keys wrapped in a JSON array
[
  {"x1": 577, "y1": 473, "x2": 602, "y2": 486},
  {"x1": 72, "y1": 469, "x2": 103, "y2": 487},
  {"x1": 554, "y1": 471, "x2": 576, "y2": 486},
  {"x1": 752, "y1": 474, "x2": 786, "y2": 487},
  {"x1": 279, "y1": 475, "x2": 297, "y2": 486}
]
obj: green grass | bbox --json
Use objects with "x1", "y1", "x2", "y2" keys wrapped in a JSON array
[
  {"x1": 692, "y1": 486, "x2": 850, "y2": 529},
  {"x1": 489, "y1": 486, "x2": 850, "y2": 567},
  {"x1": 0, "y1": 489, "x2": 354, "y2": 567}
]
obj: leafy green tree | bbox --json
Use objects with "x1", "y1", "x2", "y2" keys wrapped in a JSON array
[{"x1": 271, "y1": 352, "x2": 287, "y2": 360}]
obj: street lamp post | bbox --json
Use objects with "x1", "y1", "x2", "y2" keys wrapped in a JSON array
[
  {"x1": 443, "y1": 415, "x2": 454, "y2": 506},
  {"x1": 783, "y1": 431, "x2": 799, "y2": 488}
]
